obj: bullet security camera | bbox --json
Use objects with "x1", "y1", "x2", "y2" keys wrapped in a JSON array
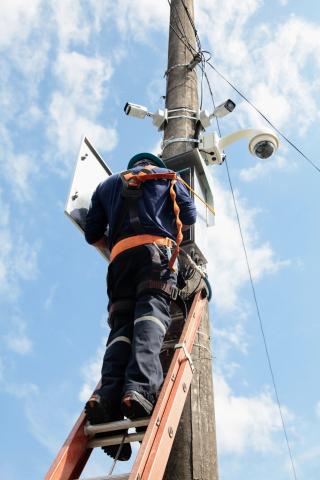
[
  {"x1": 212, "y1": 99, "x2": 236, "y2": 118},
  {"x1": 248, "y1": 132, "x2": 279, "y2": 159},
  {"x1": 198, "y1": 99, "x2": 236, "y2": 129},
  {"x1": 124, "y1": 102, "x2": 150, "y2": 119}
]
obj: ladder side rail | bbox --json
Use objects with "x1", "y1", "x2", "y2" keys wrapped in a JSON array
[
  {"x1": 45, "y1": 381, "x2": 101, "y2": 480},
  {"x1": 129, "y1": 290, "x2": 207, "y2": 480},
  {"x1": 142, "y1": 292, "x2": 207, "y2": 479},
  {"x1": 144, "y1": 340, "x2": 194, "y2": 479},
  {"x1": 45, "y1": 411, "x2": 92, "y2": 480}
]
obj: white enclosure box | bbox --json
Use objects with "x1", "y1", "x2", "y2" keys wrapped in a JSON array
[
  {"x1": 65, "y1": 137, "x2": 112, "y2": 259},
  {"x1": 164, "y1": 149, "x2": 215, "y2": 265}
]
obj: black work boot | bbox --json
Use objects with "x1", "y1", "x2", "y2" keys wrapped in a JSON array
[
  {"x1": 85, "y1": 394, "x2": 132, "y2": 461},
  {"x1": 121, "y1": 391, "x2": 154, "y2": 420},
  {"x1": 85, "y1": 394, "x2": 109, "y2": 424}
]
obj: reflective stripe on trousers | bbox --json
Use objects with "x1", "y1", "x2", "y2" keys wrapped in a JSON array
[{"x1": 134, "y1": 315, "x2": 166, "y2": 335}]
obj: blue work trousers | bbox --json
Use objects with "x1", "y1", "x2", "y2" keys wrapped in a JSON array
[{"x1": 97, "y1": 244, "x2": 177, "y2": 407}]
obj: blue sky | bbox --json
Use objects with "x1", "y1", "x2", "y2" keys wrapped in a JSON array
[{"x1": 1, "y1": 0, "x2": 319, "y2": 479}]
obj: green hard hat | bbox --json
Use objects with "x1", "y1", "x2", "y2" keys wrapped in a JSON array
[{"x1": 127, "y1": 152, "x2": 166, "y2": 169}]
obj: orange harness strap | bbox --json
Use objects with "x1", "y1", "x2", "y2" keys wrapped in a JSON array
[
  {"x1": 168, "y1": 179, "x2": 183, "y2": 270},
  {"x1": 110, "y1": 235, "x2": 174, "y2": 262},
  {"x1": 117, "y1": 168, "x2": 183, "y2": 271},
  {"x1": 123, "y1": 171, "x2": 177, "y2": 186}
]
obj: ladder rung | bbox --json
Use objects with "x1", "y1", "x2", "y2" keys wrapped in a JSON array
[
  {"x1": 77, "y1": 474, "x2": 130, "y2": 480},
  {"x1": 87, "y1": 432, "x2": 144, "y2": 448},
  {"x1": 84, "y1": 417, "x2": 149, "y2": 436}
]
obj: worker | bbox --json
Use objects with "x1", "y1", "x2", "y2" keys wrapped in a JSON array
[{"x1": 84, "y1": 152, "x2": 196, "y2": 460}]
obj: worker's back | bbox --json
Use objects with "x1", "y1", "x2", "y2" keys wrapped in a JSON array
[{"x1": 85, "y1": 162, "x2": 196, "y2": 249}]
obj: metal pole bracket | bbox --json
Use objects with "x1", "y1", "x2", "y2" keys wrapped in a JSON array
[{"x1": 174, "y1": 342, "x2": 195, "y2": 373}]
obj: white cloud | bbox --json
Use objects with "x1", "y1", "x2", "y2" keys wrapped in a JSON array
[
  {"x1": 48, "y1": 92, "x2": 118, "y2": 164},
  {"x1": 316, "y1": 402, "x2": 320, "y2": 419},
  {"x1": 3, "y1": 314, "x2": 33, "y2": 355},
  {"x1": 214, "y1": 373, "x2": 290, "y2": 454},
  {"x1": 54, "y1": 51, "x2": 113, "y2": 116},
  {"x1": 48, "y1": 49, "x2": 117, "y2": 165},
  {"x1": 214, "y1": 322, "x2": 249, "y2": 356},
  {"x1": 88, "y1": 0, "x2": 169, "y2": 41},
  {"x1": 0, "y1": 355, "x2": 38, "y2": 398},
  {"x1": 24, "y1": 384, "x2": 79, "y2": 453},
  {"x1": 112, "y1": 0, "x2": 169, "y2": 40},
  {"x1": 298, "y1": 445, "x2": 320, "y2": 463},
  {"x1": 197, "y1": 6, "x2": 320, "y2": 137},
  {"x1": 44, "y1": 284, "x2": 58, "y2": 310},
  {"x1": 0, "y1": 191, "x2": 39, "y2": 298},
  {"x1": 0, "y1": 125, "x2": 39, "y2": 203},
  {"x1": 5, "y1": 381, "x2": 38, "y2": 399},
  {"x1": 0, "y1": 0, "x2": 41, "y2": 48},
  {"x1": 239, "y1": 154, "x2": 295, "y2": 182},
  {"x1": 5, "y1": 153, "x2": 39, "y2": 202},
  {"x1": 0, "y1": 0, "x2": 49, "y2": 115},
  {"x1": 14, "y1": 238, "x2": 39, "y2": 282},
  {"x1": 50, "y1": 0, "x2": 91, "y2": 48},
  {"x1": 205, "y1": 178, "x2": 290, "y2": 311}
]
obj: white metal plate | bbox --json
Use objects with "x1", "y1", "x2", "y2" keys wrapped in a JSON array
[{"x1": 65, "y1": 136, "x2": 112, "y2": 259}]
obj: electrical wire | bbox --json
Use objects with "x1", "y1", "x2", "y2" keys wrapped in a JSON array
[
  {"x1": 169, "y1": 21, "x2": 196, "y2": 56},
  {"x1": 167, "y1": 1, "x2": 206, "y2": 110},
  {"x1": 170, "y1": 3, "x2": 300, "y2": 475},
  {"x1": 172, "y1": 2, "x2": 190, "y2": 46},
  {"x1": 206, "y1": 61, "x2": 320, "y2": 175},
  {"x1": 180, "y1": 0, "x2": 202, "y2": 52},
  {"x1": 206, "y1": 72, "x2": 299, "y2": 480},
  {"x1": 167, "y1": 0, "x2": 197, "y2": 55},
  {"x1": 171, "y1": 0, "x2": 318, "y2": 174},
  {"x1": 164, "y1": 3, "x2": 300, "y2": 478},
  {"x1": 224, "y1": 157, "x2": 299, "y2": 480},
  {"x1": 178, "y1": 175, "x2": 216, "y2": 216}
]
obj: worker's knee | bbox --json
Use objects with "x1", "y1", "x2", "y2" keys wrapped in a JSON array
[
  {"x1": 108, "y1": 298, "x2": 135, "y2": 329},
  {"x1": 135, "y1": 293, "x2": 171, "y2": 331}
]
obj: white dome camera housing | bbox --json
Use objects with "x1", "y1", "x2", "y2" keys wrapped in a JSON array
[
  {"x1": 199, "y1": 128, "x2": 280, "y2": 166},
  {"x1": 248, "y1": 132, "x2": 279, "y2": 159}
]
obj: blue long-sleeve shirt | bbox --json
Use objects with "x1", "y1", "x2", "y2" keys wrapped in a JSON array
[{"x1": 84, "y1": 164, "x2": 197, "y2": 249}]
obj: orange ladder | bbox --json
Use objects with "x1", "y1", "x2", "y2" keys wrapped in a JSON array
[{"x1": 45, "y1": 289, "x2": 207, "y2": 480}]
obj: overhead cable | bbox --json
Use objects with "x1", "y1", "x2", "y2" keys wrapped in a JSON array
[
  {"x1": 206, "y1": 75, "x2": 299, "y2": 480},
  {"x1": 167, "y1": 0, "x2": 205, "y2": 107},
  {"x1": 172, "y1": 0, "x2": 319, "y2": 174},
  {"x1": 164, "y1": 2, "x2": 300, "y2": 477},
  {"x1": 207, "y1": 62, "x2": 320, "y2": 175}
]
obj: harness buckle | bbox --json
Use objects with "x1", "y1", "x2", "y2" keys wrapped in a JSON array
[{"x1": 170, "y1": 285, "x2": 179, "y2": 301}]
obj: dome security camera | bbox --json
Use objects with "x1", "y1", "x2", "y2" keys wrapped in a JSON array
[
  {"x1": 198, "y1": 128, "x2": 280, "y2": 166},
  {"x1": 248, "y1": 132, "x2": 279, "y2": 159}
]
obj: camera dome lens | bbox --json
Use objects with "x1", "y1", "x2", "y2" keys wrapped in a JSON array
[{"x1": 254, "y1": 140, "x2": 274, "y2": 159}]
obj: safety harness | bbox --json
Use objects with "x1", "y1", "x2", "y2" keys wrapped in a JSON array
[{"x1": 110, "y1": 165, "x2": 183, "y2": 271}]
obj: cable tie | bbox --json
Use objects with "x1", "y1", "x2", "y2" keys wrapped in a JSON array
[
  {"x1": 164, "y1": 63, "x2": 189, "y2": 77},
  {"x1": 162, "y1": 137, "x2": 199, "y2": 149},
  {"x1": 168, "y1": 107, "x2": 197, "y2": 114},
  {"x1": 167, "y1": 114, "x2": 197, "y2": 121}
]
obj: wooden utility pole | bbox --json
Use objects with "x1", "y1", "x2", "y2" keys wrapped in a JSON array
[{"x1": 162, "y1": 1, "x2": 219, "y2": 479}]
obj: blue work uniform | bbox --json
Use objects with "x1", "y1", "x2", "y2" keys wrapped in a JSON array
[{"x1": 85, "y1": 163, "x2": 196, "y2": 410}]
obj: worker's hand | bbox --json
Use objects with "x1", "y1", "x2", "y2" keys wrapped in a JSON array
[{"x1": 93, "y1": 238, "x2": 107, "y2": 250}]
